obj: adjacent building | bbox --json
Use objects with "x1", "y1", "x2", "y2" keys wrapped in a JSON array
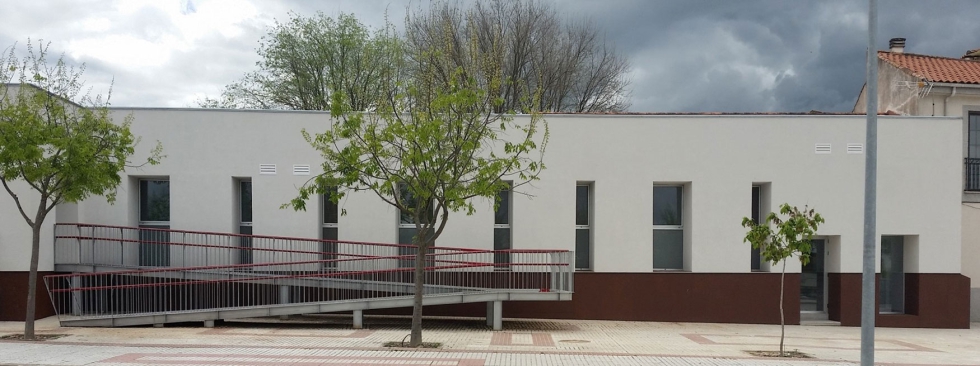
[{"x1": 854, "y1": 38, "x2": 980, "y2": 321}]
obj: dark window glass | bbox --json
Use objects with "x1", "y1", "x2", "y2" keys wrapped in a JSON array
[
  {"x1": 880, "y1": 236, "x2": 905, "y2": 313},
  {"x1": 576, "y1": 185, "x2": 589, "y2": 226},
  {"x1": 323, "y1": 187, "x2": 339, "y2": 224},
  {"x1": 493, "y1": 227, "x2": 511, "y2": 267},
  {"x1": 494, "y1": 187, "x2": 511, "y2": 225},
  {"x1": 653, "y1": 186, "x2": 682, "y2": 226},
  {"x1": 322, "y1": 227, "x2": 338, "y2": 269},
  {"x1": 398, "y1": 227, "x2": 418, "y2": 268},
  {"x1": 970, "y1": 113, "x2": 980, "y2": 158},
  {"x1": 239, "y1": 225, "x2": 253, "y2": 265},
  {"x1": 800, "y1": 239, "x2": 826, "y2": 311},
  {"x1": 138, "y1": 225, "x2": 170, "y2": 266},
  {"x1": 398, "y1": 183, "x2": 433, "y2": 224},
  {"x1": 575, "y1": 228, "x2": 591, "y2": 270},
  {"x1": 240, "y1": 181, "x2": 252, "y2": 223},
  {"x1": 751, "y1": 186, "x2": 762, "y2": 270},
  {"x1": 139, "y1": 180, "x2": 170, "y2": 222},
  {"x1": 653, "y1": 229, "x2": 683, "y2": 270}
]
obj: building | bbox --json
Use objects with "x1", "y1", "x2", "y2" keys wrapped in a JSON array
[
  {"x1": 1, "y1": 102, "x2": 970, "y2": 327},
  {"x1": 853, "y1": 38, "x2": 980, "y2": 321}
]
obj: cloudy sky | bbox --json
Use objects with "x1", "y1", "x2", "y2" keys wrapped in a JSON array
[{"x1": 1, "y1": 0, "x2": 978, "y2": 113}]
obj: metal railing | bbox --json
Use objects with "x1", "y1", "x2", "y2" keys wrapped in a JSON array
[
  {"x1": 967, "y1": 158, "x2": 980, "y2": 191},
  {"x1": 45, "y1": 223, "x2": 572, "y2": 323}
]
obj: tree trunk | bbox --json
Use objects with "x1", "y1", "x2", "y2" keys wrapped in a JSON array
[
  {"x1": 409, "y1": 240, "x2": 427, "y2": 347},
  {"x1": 779, "y1": 260, "x2": 786, "y2": 357},
  {"x1": 24, "y1": 224, "x2": 41, "y2": 340}
]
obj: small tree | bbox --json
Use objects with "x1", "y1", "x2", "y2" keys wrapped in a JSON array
[
  {"x1": 285, "y1": 20, "x2": 547, "y2": 346},
  {"x1": 741, "y1": 203, "x2": 824, "y2": 357},
  {"x1": 0, "y1": 40, "x2": 163, "y2": 340}
]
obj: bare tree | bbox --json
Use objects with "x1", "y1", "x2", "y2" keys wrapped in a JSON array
[{"x1": 404, "y1": 0, "x2": 632, "y2": 113}]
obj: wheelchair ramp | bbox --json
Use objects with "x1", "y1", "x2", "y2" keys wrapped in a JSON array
[{"x1": 45, "y1": 223, "x2": 573, "y2": 328}]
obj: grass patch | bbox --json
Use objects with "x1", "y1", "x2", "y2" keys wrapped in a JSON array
[
  {"x1": 383, "y1": 341, "x2": 442, "y2": 349},
  {"x1": 746, "y1": 350, "x2": 812, "y2": 358},
  {"x1": 0, "y1": 334, "x2": 68, "y2": 341}
]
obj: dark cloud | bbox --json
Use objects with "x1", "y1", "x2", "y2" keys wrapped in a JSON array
[{"x1": 2, "y1": 0, "x2": 979, "y2": 112}]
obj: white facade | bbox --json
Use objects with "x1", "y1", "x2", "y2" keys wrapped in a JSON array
[{"x1": 1, "y1": 108, "x2": 962, "y2": 276}]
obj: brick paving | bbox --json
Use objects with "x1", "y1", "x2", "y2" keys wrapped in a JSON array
[{"x1": 0, "y1": 315, "x2": 978, "y2": 365}]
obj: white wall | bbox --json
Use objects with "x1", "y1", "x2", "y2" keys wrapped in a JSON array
[
  {"x1": 53, "y1": 109, "x2": 961, "y2": 275},
  {"x1": 0, "y1": 181, "x2": 56, "y2": 272}
]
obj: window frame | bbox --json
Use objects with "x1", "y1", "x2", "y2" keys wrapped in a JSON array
[
  {"x1": 879, "y1": 235, "x2": 906, "y2": 314},
  {"x1": 969, "y1": 112, "x2": 980, "y2": 159},
  {"x1": 493, "y1": 182, "x2": 513, "y2": 269},
  {"x1": 237, "y1": 179, "x2": 253, "y2": 266},
  {"x1": 138, "y1": 178, "x2": 171, "y2": 267},
  {"x1": 138, "y1": 179, "x2": 171, "y2": 226},
  {"x1": 575, "y1": 183, "x2": 593, "y2": 271},
  {"x1": 322, "y1": 187, "x2": 340, "y2": 270},
  {"x1": 751, "y1": 185, "x2": 763, "y2": 271},
  {"x1": 396, "y1": 182, "x2": 435, "y2": 268},
  {"x1": 652, "y1": 184, "x2": 684, "y2": 271}
]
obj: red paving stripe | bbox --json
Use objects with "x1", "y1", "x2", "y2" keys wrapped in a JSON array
[
  {"x1": 101, "y1": 353, "x2": 484, "y2": 365},
  {"x1": 680, "y1": 334, "x2": 939, "y2": 352}
]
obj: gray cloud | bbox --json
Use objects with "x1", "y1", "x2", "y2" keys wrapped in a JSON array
[{"x1": 2, "y1": 0, "x2": 979, "y2": 112}]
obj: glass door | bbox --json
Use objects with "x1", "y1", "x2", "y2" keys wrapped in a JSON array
[{"x1": 800, "y1": 239, "x2": 826, "y2": 312}]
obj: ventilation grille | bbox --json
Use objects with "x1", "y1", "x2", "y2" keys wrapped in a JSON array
[
  {"x1": 259, "y1": 164, "x2": 277, "y2": 175},
  {"x1": 293, "y1": 164, "x2": 311, "y2": 176},
  {"x1": 847, "y1": 143, "x2": 864, "y2": 154},
  {"x1": 814, "y1": 143, "x2": 832, "y2": 154}
]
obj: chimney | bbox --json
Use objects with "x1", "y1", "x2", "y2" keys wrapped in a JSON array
[
  {"x1": 964, "y1": 49, "x2": 980, "y2": 61},
  {"x1": 889, "y1": 38, "x2": 906, "y2": 53}
]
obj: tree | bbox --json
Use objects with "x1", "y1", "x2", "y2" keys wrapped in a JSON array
[
  {"x1": 284, "y1": 22, "x2": 548, "y2": 346},
  {"x1": 0, "y1": 40, "x2": 163, "y2": 340},
  {"x1": 404, "y1": 0, "x2": 632, "y2": 113},
  {"x1": 741, "y1": 203, "x2": 824, "y2": 357},
  {"x1": 200, "y1": 12, "x2": 402, "y2": 111}
]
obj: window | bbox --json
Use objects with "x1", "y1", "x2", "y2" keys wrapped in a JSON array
[
  {"x1": 575, "y1": 184, "x2": 592, "y2": 270},
  {"x1": 397, "y1": 183, "x2": 433, "y2": 268},
  {"x1": 493, "y1": 183, "x2": 512, "y2": 269},
  {"x1": 139, "y1": 179, "x2": 170, "y2": 266},
  {"x1": 969, "y1": 112, "x2": 980, "y2": 158},
  {"x1": 968, "y1": 113, "x2": 980, "y2": 191},
  {"x1": 880, "y1": 236, "x2": 905, "y2": 314},
  {"x1": 751, "y1": 185, "x2": 762, "y2": 271},
  {"x1": 238, "y1": 180, "x2": 253, "y2": 265},
  {"x1": 653, "y1": 185, "x2": 683, "y2": 270},
  {"x1": 322, "y1": 187, "x2": 339, "y2": 270}
]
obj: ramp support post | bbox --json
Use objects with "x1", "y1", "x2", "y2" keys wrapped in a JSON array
[
  {"x1": 353, "y1": 310, "x2": 363, "y2": 329},
  {"x1": 487, "y1": 300, "x2": 502, "y2": 331},
  {"x1": 279, "y1": 285, "x2": 290, "y2": 320},
  {"x1": 70, "y1": 274, "x2": 82, "y2": 316}
]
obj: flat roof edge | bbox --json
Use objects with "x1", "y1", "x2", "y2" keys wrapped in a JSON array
[{"x1": 106, "y1": 107, "x2": 962, "y2": 120}]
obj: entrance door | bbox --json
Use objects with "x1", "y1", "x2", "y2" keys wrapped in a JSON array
[{"x1": 800, "y1": 239, "x2": 826, "y2": 312}]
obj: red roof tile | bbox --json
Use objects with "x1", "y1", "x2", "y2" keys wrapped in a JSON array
[{"x1": 878, "y1": 51, "x2": 980, "y2": 84}]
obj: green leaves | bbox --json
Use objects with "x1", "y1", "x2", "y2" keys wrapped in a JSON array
[
  {"x1": 742, "y1": 203, "x2": 825, "y2": 266},
  {"x1": 286, "y1": 38, "x2": 548, "y2": 248},
  {"x1": 0, "y1": 39, "x2": 164, "y2": 224},
  {"x1": 201, "y1": 12, "x2": 403, "y2": 111}
]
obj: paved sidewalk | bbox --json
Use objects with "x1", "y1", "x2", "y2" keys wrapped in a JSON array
[{"x1": 1, "y1": 315, "x2": 978, "y2": 365}]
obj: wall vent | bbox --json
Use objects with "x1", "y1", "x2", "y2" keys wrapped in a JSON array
[
  {"x1": 293, "y1": 164, "x2": 311, "y2": 176},
  {"x1": 847, "y1": 143, "x2": 864, "y2": 154},
  {"x1": 259, "y1": 164, "x2": 277, "y2": 175},
  {"x1": 814, "y1": 143, "x2": 832, "y2": 154}
]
